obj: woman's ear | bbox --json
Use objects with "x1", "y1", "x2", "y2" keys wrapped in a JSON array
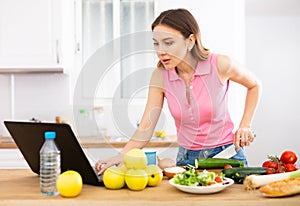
[{"x1": 187, "y1": 34, "x2": 196, "y2": 51}]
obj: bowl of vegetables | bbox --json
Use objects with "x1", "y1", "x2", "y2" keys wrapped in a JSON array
[{"x1": 169, "y1": 167, "x2": 234, "y2": 194}]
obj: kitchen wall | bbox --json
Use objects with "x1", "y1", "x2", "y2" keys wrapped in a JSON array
[
  {"x1": 1, "y1": 0, "x2": 300, "y2": 166},
  {"x1": 244, "y1": 0, "x2": 300, "y2": 165}
]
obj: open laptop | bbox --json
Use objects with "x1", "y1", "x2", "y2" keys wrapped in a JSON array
[{"x1": 4, "y1": 120, "x2": 104, "y2": 186}]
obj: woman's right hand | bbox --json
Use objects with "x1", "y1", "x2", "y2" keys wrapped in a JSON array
[{"x1": 95, "y1": 153, "x2": 124, "y2": 175}]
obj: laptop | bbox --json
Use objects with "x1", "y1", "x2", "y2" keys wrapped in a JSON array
[{"x1": 4, "y1": 120, "x2": 104, "y2": 186}]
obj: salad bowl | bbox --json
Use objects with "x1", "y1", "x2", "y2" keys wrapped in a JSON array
[{"x1": 169, "y1": 177, "x2": 234, "y2": 194}]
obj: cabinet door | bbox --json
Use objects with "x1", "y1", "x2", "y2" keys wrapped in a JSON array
[
  {"x1": 0, "y1": 149, "x2": 29, "y2": 169},
  {"x1": 0, "y1": 0, "x2": 61, "y2": 69}
]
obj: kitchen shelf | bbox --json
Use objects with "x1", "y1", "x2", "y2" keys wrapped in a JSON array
[{"x1": 0, "y1": 68, "x2": 63, "y2": 74}]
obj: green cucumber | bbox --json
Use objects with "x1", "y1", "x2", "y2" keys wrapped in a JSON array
[
  {"x1": 222, "y1": 167, "x2": 267, "y2": 184},
  {"x1": 195, "y1": 158, "x2": 244, "y2": 169}
]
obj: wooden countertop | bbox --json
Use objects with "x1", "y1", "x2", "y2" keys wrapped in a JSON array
[
  {"x1": 0, "y1": 169, "x2": 299, "y2": 206},
  {"x1": 0, "y1": 136, "x2": 178, "y2": 149}
]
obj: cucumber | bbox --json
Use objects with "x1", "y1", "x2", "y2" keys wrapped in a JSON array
[
  {"x1": 222, "y1": 167, "x2": 267, "y2": 184},
  {"x1": 195, "y1": 158, "x2": 244, "y2": 169}
]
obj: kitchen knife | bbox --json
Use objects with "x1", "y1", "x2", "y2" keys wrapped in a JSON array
[{"x1": 213, "y1": 144, "x2": 237, "y2": 159}]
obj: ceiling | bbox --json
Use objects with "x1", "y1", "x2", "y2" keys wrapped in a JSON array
[{"x1": 246, "y1": 0, "x2": 300, "y2": 16}]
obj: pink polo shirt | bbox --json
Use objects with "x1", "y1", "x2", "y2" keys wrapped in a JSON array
[{"x1": 162, "y1": 53, "x2": 234, "y2": 150}]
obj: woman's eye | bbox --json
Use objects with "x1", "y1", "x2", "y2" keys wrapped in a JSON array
[
  {"x1": 165, "y1": 41, "x2": 173, "y2": 46},
  {"x1": 153, "y1": 42, "x2": 159, "y2": 47}
]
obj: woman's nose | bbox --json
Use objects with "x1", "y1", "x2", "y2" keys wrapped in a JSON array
[{"x1": 156, "y1": 46, "x2": 167, "y2": 55}]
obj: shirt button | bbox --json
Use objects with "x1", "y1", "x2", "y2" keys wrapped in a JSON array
[{"x1": 190, "y1": 86, "x2": 193, "y2": 89}]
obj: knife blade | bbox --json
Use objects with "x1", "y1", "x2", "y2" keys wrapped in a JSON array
[{"x1": 213, "y1": 144, "x2": 237, "y2": 159}]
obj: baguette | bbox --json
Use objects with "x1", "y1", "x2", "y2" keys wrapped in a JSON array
[{"x1": 259, "y1": 177, "x2": 300, "y2": 197}]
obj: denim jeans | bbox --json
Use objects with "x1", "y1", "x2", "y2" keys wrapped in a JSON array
[{"x1": 176, "y1": 144, "x2": 248, "y2": 166}]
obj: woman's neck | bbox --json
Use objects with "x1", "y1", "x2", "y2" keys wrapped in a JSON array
[{"x1": 176, "y1": 55, "x2": 198, "y2": 76}]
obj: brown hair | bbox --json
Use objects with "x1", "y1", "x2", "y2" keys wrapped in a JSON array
[{"x1": 151, "y1": 8, "x2": 209, "y2": 68}]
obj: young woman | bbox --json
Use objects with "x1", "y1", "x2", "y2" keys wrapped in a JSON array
[{"x1": 95, "y1": 8, "x2": 261, "y2": 174}]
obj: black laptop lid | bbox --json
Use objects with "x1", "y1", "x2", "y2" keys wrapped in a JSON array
[{"x1": 4, "y1": 121, "x2": 103, "y2": 186}]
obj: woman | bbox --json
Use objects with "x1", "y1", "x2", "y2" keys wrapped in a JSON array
[{"x1": 95, "y1": 8, "x2": 261, "y2": 174}]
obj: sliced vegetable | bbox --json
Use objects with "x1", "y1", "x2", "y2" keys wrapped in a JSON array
[
  {"x1": 243, "y1": 169, "x2": 300, "y2": 190},
  {"x1": 195, "y1": 158, "x2": 244, "y2": 169},
  {"x1": 222, "y1": 167, "x2": 267, "y2": 184}
]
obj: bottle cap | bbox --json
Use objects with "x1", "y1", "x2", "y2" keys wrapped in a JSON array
[{"x1": 44, "y1": 131, "x2": 56, "y2": 139}]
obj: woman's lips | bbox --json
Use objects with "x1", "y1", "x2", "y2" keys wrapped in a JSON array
[{"x1": 161, "y1": 59, "x2": 171, "y2": 65}]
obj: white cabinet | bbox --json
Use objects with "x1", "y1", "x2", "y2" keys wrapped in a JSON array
[
  {"x1": 0, "y1": 0, "x2": 63, "y2": 72},
  {"x1": 0, "y1": 149, "x2": 29, "y2": 169}
]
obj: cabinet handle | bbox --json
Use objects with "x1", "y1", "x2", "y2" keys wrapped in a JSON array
[
  {"x1": 74, "y1": 0, "x2": 81, "y2": 53},
  {"x1": 56, "y1": 39, "x2": 60, "y2": 64}
]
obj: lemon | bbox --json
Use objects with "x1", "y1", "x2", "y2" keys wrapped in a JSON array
[
  {"x1": 145, "y1": 165, "x2": 163, "y2": 187},
  {"x1": 159, "y1": 131, "x2": 166, "y2": 138},
  {"x1": 154, "y1": 131, "x2": 161, "y2": 137},
  {"x1": 56, "y1": 170, "x2": 83, "y2": 198},
  {"x1": 154, "y1": 130, "x2": 166, "y2": 138},
  {"x1": 123, "y1": 149, "x2": 147, "y2": 169},
  {"x1": 125, "y1": 169, "x2": 148, "y2": 191},
  {"x1": 103, "y1": 167, "x2": 126, "y2": 189}
]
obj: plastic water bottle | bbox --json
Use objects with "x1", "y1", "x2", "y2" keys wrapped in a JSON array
[{"x1": 40, "y1": 131, "x2": 61, "y2": 196}]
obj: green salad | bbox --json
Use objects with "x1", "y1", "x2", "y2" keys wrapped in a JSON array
[{"x1": 173, "y1": 166, "x2": 225, "y2": 186}]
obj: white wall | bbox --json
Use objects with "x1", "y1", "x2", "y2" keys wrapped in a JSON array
[{"x1": 245, "y1": 14, "x2": 300, "y2": 166}]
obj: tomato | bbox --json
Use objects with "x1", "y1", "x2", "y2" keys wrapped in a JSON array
[
  {"x1": 284, "y1": 163, "x2": 298, "y2": 172},
  {"x1": 280, "y1": 150, "x2": 298, "y2": 164},
  {"x1": 277, "y1": 165, "x2": 285, "y2": 173},
  {"x1": 262, "y1": 160, "x2": 272, "y2": 168},
  {"x1": 224, "y1": 164, "x2": 232, "y2": 169},
  {"x1": 215, "y1": 176, "x2": 223, "y2": 183},
  {"x1": 266, "y1": 168, "x2": 276, "y2": 175},
  {"x1": 268, "y1": 162, "x2": 279, "y2": 169}
]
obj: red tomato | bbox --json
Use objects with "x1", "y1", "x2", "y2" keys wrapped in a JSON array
[
  {"x1": 262, "y1": 160, "x2": 272, "y2": 168},
  {"x1": 284, "y1": 163, "x2": 298, "y2": 172},
  {"x1": 268, "y1": 162, "x2": 279, "y2": 169},
  {"x1": 266, "y1": 168, "x2": 276, "y2": 175},
  {"x1": 224, "y1": 164, "x2": 232, "y2": 169},
  {"x1": 280, "y1": 150, "x2": 298, "y2": 164},
  {"x1": 215, "y1": 176, "x2": 223, "y2": 183},
  {"x1": 277, "y1": 165, "x2": 285, "y2": 173}
]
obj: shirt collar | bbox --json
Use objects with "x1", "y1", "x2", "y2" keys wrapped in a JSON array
[{"x1": 168, "y1": 59, "x2": 211, "y2": 81}]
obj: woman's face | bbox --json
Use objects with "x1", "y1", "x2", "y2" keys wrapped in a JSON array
[{"x1": 152, "y1": 24, "x2": 190, "y2": 69}]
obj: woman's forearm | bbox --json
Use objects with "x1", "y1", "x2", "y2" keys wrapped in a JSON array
[{"x1": 239, "y1": 82, "x2": 262, "y2": 128}]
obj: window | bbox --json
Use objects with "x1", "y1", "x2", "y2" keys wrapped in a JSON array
[{"x1": 81, "y1": 0, "x2": 155, "y2": 99}]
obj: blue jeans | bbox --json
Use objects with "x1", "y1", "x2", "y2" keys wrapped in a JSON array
[{"x1": 176, "y1": 144, "x2": 248, "y2": 166}]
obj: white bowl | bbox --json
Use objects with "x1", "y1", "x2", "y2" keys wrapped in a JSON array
[{"x1": 169, "y1": 177, "x2": 234, "y2": 194}]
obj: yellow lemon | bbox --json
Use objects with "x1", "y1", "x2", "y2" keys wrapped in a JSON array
[
  {"x1": 56, "y1": 170, "x2": 83, "y2": 198},
  {"x1": 123, "y1": 149, "x2": 147, "y2": 169},
  {"x1": 103, "y1": 167, "x2": 126, "y2": 189},
  {"x1": 145, "y1": 165, "x2": 163, "y2": 187},
  {"x1": 125, "y1": 169, "x2": 148, "y2": 191},
  {"x1": 154, "y1": 131, "x2": 161, "y2": 137},
  {"x1": 159, "y1": 130, "x2": 166, "y2": 138}
]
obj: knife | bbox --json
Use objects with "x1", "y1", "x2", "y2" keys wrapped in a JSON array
[{"x1": 213, "y1": 144, "x2": 237, "y2": 159}]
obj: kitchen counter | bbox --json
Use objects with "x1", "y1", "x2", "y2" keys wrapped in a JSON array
[
  {"x1": 0, "y1": 136, "x2": 178, "y2": 149},
  {"x1": 0, "y1": 169, "x2": 299, "y2": 206}
]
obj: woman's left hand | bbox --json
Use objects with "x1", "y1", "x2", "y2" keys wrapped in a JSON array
[{"x1": 234, "y1": 127, "x2": 256, "y2": 149}]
